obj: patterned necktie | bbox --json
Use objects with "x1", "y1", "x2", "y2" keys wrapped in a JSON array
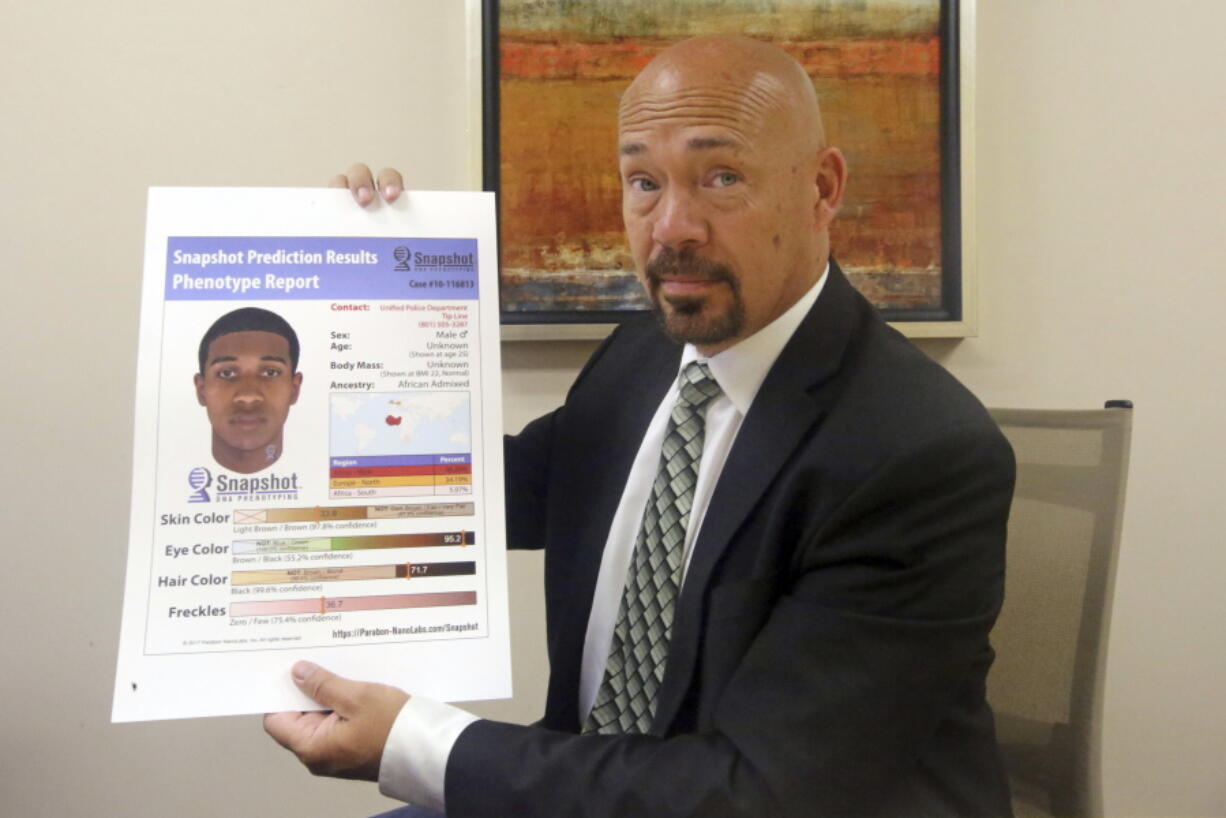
[{"x1": 583, "y1": 361, "x2": 723, "y2": 735}]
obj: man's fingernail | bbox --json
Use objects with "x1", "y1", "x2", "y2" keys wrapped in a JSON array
[
  {"x1": 292, "y1": 661, "x2": 317, "y2": 683},
  {"x1": 357, "y1": 186, "x2": 372, "y2": 204},
  {"x1": 384, "y1": 184, "x2": 400, "y2": 200}
]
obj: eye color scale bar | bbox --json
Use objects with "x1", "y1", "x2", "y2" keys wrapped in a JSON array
[{"x1": 231, "y1": 531, "x2": 474, "y2": 555}]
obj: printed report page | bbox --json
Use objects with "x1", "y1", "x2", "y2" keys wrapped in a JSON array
[{"x1": 113, "y1": 187, "x2": 510, "y2": 722}]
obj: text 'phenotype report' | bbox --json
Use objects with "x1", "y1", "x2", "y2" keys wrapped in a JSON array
[{"x1": 113, "y1": 188, "x2": 510, "y2": 722}]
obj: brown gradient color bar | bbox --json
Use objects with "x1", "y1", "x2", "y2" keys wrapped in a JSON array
[
  {"x1": 232, "y1": 502, "x2": 475, "y2": 526},
  {"x1": 231, "y1": 561, "x2": 478, "y2": 586},
  {"x1": 229, "y1": 591, "x2": 477, "y2": 617}
]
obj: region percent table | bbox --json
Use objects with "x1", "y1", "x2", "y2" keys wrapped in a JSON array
[{"x1": 329, "y1": 454, "x2": 473, "y2": 499}]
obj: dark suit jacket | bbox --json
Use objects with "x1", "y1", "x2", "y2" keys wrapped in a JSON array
[{"x1": 446, "y1": 263, "x2": 1015, "y2": 817}]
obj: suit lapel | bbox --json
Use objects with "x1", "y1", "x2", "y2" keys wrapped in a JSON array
[
  {"x1": 652, "y1": 261, "x2": 862, "y2": 731},
  {"x1": 569, "y1": 334, "x2": 679, "y2": 596},
  {"x1": 547, "y1": 321, "x2": 682, "y2": 727}
]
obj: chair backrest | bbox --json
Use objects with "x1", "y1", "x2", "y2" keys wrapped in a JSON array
[{"x1": 986, "y1": 405, "x2": 1132, "y2": 817}]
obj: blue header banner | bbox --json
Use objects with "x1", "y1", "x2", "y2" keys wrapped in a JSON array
[{"x1": 165, "y1": 236, "x2": 478, "y2": 301}]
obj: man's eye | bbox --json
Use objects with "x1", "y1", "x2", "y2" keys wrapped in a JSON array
[
  {"x1": 629, "y1": 177, "x2": 659, "y2": 192},
  {"x1": 262, "y1": 368, "x2": 282, "y2": 378},
  {"x1": 712, "y1": 171, "x2": 740, "y2": 188},
  {"x1": 217, "y1": 369, "x2": 237, "y2": 380}
]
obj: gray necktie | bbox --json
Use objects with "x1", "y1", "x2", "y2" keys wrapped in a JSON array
[{"x1": 583, "y1": 361, "x2": 723, "y2": 735}]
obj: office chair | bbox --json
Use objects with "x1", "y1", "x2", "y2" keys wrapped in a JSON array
[{"x1": 986, "y1": 402, "x2": 1133, "y2": 817}]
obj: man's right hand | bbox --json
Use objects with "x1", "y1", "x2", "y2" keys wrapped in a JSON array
[{"x1": 330, "y1": 163, "x2": 403, "y2": 207}]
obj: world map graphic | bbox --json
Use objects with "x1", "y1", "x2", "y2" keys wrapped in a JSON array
[{"x1": 330, "y1": 392, "x2": 471, "y2": 457}]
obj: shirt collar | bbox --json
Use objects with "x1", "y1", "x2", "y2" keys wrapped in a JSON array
[{"x1": 680, "y1": 262, "x2": 830, "y2": 416}]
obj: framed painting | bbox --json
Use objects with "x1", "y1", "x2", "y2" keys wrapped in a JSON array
[{"x1": 482, "y1": 0, "x2": 976, "y2": 339}]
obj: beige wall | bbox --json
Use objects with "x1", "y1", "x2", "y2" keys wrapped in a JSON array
[
  {"x1": 1, "y1": 0, "x2": 1223, "y2": 815},
  {"x1": 953, "y1": 4, "x2": 1226, "y2": 814}
]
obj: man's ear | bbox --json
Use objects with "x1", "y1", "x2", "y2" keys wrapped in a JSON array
[
  {"x1": 290, "y1": 372, "x2": 304, "y2": 405},
  {"x1": 814, "y1": 146, "x2": 848, "y2": 232},
  {"x1": 194, "y1": 373, "x2": 206, "y2": 406}
]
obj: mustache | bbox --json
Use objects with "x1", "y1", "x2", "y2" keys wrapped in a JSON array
[{"x1": 645, "y1": 249, "x2": 737, "y2": 288}]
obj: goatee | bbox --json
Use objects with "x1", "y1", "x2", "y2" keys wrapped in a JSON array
[{"x1": 644, "y1": 248, "x2": 744, "y2": 346}]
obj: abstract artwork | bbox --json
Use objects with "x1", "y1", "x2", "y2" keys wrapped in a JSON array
[{"x1": 486, "y1": 0, "x2": 964, "y2": 327}]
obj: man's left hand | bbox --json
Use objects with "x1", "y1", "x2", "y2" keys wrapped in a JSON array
[{"x1": 264, "y1": 661, "x2": 409, "y2": 781}]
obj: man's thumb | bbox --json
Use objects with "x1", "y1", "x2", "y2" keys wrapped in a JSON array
[{"x1": 292, "y1": 661, "x2": 352, "y2": 711}]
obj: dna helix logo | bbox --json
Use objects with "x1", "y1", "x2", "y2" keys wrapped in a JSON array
[{"x1": 187, "y1": 466, "x2": 212, "y2": 503}]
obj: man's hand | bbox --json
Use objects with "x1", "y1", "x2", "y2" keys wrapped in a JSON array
[
  {"x1": 264, "y1": 661, "x2": 409, "y2": 781},
  {"x1": 330, "y1": 163, "x2": 404, "y2": 207}
]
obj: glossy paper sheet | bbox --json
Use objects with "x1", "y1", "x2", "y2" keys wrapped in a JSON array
[{"x1": 113, "y1": 188, "x2": 510, "y2": 721}]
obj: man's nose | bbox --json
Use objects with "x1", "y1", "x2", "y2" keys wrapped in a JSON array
[
  {"x1": 232, "y1": 380, "x2": 264, "y2": 407},
  {"x1": 651, "y1": 187, "x2": 708, "y2": 250}
]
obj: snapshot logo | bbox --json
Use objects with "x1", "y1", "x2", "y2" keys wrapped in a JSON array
[
  {"x1": 187, "y1": 466, "x2": 301, "y2": 503},
  {"x1": 391, "y1": 243, "x2": 476, "y2": 274},
  {"x1": 187, "y1": 467, "x2": 212, "y2": 503},
  {"x1": 392, "y1": 246, "x2": 412, "y2": 272}
]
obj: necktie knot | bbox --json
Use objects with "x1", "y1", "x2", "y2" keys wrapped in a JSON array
[{"x1": 677, "y1": 361, "x2": 721, "y2": 411}]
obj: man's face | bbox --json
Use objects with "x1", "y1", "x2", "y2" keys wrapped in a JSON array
[
  {"x1": 194, "y1": 330, "x2": 301, "y2": 461},
  {"x1": 619, "y1": 70, "x2": 824, "y2": 354}
]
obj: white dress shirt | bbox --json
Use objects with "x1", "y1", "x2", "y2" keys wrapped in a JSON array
[{"x1": 380, "y1": 266, "x2": 829, "y2": 810}]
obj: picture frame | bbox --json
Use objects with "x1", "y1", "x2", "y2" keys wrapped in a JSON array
[{"x1": 479, "y1": 0, "x2": 977, "y2": 340}]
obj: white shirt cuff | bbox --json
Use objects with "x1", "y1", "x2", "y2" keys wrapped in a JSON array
[{"x1": 378, "y1": 695, "x2": 480, "y2": 811}]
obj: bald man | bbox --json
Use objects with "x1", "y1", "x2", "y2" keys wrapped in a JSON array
[{"x1": 266, "y1": 36, "x2": 1015, "y2": 817}]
